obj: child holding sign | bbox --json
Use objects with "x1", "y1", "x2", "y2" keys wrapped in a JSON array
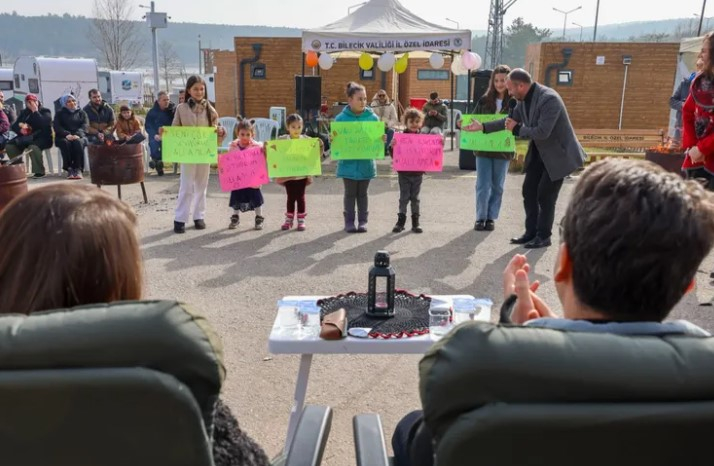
[
  {"x1": 390, "y1": 108, "x2": 426, "y2": 233},
  {"x1": 227, "y1": 117, "x2": 266, "y2": 230},
  {"x1": 171, "y1": 75, "x2": 224, "y2": 234},
  {"x1": 457, "y1": 64, "x2": 514, "y2": 232},
  {"x1": 275, "y1": 114, "x2": 322, "y2": 232},
  {"x1": 335, "y1": 82, "x2": 382, "y2": 233}
]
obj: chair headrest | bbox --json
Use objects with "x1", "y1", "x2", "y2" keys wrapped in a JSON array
[
  {"x1": 0, "y1": 300, "x2": 225, "y2": 428},
  {"x1": 419, "y1": 322, "x2": 714, "y2": 438}
]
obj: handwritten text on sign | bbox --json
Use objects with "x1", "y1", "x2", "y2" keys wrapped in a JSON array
[
  {"x1": 162, "y1": 126, "x2": 218, "y2": 164},
  {"x1": 330, "y1": 121, "x2": 385, "y2": 160},
  {"x1": 392, "y1": 133, "x2": 444, "y2": 172},
  {"x1": 217, "y1": 147, "x2": 269, "y2": 192},
  {"x1": 460, "y1": 114, "x2": 515, "y2": 152},
  {"x1": 266, "y1": 138, "x2": 322, "y2": 178}
]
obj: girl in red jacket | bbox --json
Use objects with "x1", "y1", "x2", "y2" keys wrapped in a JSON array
[{"x1": 682, "y1": 32, "x2": 714, "y2": 189}]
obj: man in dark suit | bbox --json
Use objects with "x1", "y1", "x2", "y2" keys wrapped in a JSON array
[{"x1": 465, "y1": 68, "x2": 585, "y2": 248}]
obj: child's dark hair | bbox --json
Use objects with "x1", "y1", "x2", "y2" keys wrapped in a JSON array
[
  {"x1": 233, "y1": 115, "x2": 254, "y2": 138},
  {"x1": 402, "y1": 107, "x2": 424, "y2": 124},
  {"x1": 346, "y1": 81, "x2": 366, "y2": 98},
  {"x1": 286, "y1": 113, "x2": 303, "y2": 126}
]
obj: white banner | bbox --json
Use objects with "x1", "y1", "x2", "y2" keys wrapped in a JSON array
[{"x1": 302, "y1": 33, "x2": 470, "y2": 53}]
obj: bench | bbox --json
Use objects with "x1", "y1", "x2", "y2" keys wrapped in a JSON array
[{"x1": 576, "y1": 129, "x2": 664, "y2": 163}]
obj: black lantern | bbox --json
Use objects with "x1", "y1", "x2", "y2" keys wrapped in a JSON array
[{"x1": 367, "y1": 250, "x2": 396, "y2": 318}]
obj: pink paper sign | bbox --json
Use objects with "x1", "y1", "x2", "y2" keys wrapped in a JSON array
[
  {"x1": 217, "y1": 147, "x2": 270, "y2": 192},
  {"x1": 392, "y1": 133, "x2": 444, "y2": 172}
]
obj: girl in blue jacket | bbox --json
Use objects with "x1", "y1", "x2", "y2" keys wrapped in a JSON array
[{"x1": 335, "y1": 82, "x2": 380, "y2": 233}]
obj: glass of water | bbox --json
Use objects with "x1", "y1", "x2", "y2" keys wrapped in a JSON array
[
  {"x1": 453, "y1": 298, "x2": 493, "y2": 324},
  {"x1": 429, "y1": 307, "x2": 452, "y2": 340},
  {"x1": 297, "y1": 301, "x2": 321, "y2": 338},
  {"x1": 277, "y1": 300, "x2": 300, "y2": 334}
]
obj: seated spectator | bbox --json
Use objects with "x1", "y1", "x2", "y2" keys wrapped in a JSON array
[
  {"x1": 53, "y1": 94, "x2": 88, "y2": 180},
  {"x1": 420, "y1": 91, "x2": 447, "y2": 135},
  {"x1": 0, "y1": 91, "x2": 16, "y2": 126},
  {"x1": 371, "y1": 89, "x2": 399, "y2": 151},
  {"x1": 391, "y1": 158, "x2": 714, "y2": 466},
  {"x1": 0, "y1": 101, "x2": 9, "y2": 153},
  {"x1": 5, "y1": 94, "x2": 53, "y2": 178},
  {"x1": 145, "y1": 91, "x2": 175, "y2": 176},
  {"x1": 115, "y1": 105, "x2": 146, "y2": 144},
  {"x1": 83, "y1": 88, "x2": 115, "y2": 145},
  {"x1": 671, "y1": 56, "x2": 704, "y2": 144},
  {"x1": 0, "y1": 184, "x2": 271, "y2": 466}
]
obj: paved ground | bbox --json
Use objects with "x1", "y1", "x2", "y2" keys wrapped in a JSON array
[{"x1": 28, "y1": 148, "x2": 714, "y2": 465}]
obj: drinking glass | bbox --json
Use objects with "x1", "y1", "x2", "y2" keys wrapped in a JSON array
[{"x1": 429, "y1": 307, "x2": 452, "y2": 340}]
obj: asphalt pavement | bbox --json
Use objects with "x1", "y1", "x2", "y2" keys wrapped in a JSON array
[{"x1": 26, "y1": 148, "x2": 714, "y2": 465}]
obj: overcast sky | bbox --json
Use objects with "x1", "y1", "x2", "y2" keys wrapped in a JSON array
[{"x1": 2, "y1": 0, "x2": 710, "y2": 31}]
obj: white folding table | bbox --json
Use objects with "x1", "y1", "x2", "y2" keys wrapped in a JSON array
[{"x1": 268, "y1": 294, "x2": 489, "y2": 454}]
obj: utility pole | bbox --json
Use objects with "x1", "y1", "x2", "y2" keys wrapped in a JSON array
[
  {"x1": 573, "y1": 22, "x2": 584, "y2": 42},
  {"x1": 141, "y1": 2, "x2": 168, "y2": 94},
  {"x1": 698, "y1": 0, "x2": 708, "y2": 36},
  {"x1": 593, "y1": 0, "x2": 600, "y2": 41},
  {"x1": 484, "y1": 0, "x2": 518, "y2": 68},
  {"x1": 198, "y1": 35, "x2": 202, "y2": 74}
]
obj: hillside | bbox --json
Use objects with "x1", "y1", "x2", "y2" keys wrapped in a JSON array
[{"x1": 0, "y1": 12, "x2": 710, "y2": 69}]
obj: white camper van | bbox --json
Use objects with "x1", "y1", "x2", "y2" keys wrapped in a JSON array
[
  {"x1": 0, "y1": 68, "x2": 14, "y2": 100},
  {"x1": 13, "y1": 57, "x2": 98, "y2": 115},
  {"x1": 202, "y1": 73, "x2": 216, "y2": 103},
  {"x1": 98, "y1": 70, "x2": 143, "y2": 105}
]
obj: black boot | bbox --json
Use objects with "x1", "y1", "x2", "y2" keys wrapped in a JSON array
[
  {"x1": 392, "y1": 213, "x2": 407, "y2": 233},
  {"x1": 173, "y1": 221, "x2": 186, "y2": 234},
  {"x1": 411, "y1": 214, "x2": 423, "y2": 233}
]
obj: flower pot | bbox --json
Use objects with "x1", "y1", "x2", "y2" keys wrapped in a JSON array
[
  {"x1": 0, "y1": 163, "x2": 28, "y2": 212},
  {"x1": 645, "y1": 150, "x2": 685, "y2": 177}
]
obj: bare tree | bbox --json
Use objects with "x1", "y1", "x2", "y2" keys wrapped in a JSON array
[
  {"x1": 158, "y1": 40, "x2": 183, "y2": 92},
  {"x1": 88, "y1": 0, "x2": 144, "y2": 70}
]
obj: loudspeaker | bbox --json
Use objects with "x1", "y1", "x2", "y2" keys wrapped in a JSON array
[
  {"x1": 472, "y1": 69, "x2": 492, "y2": 102},
  {"x1": 295, "y1": 76, "x2": 321, "y2": 111}
]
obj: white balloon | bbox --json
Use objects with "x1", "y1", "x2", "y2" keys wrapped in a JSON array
[
  {"x1": 461, "y1": 52, "x2": 480, "y2": 70},
  {"x1": 377, "y1": 52, "x2": 396, "y2": 72},
  {"x1": 318, "y1": 53, "x2": 334, "y2": 70},
  {"x1": 451, "y1": 56, "x2": 467, "y2": 76},
  {"x1": 429, "y1": 53, "x2": 445, "y2": 69}
]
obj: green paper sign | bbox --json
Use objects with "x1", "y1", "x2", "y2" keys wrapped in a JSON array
[
  {"x1": 460, "y1": 114, "x2": 515, "y2": 152},
  {"x1": 266, "y1": 138, "x2": 322, "y2": 178},
  {"x1": 162, "y1": 126, "x2": 218, "y2": 164},
  {"x1": 330, "y1": 121, "x2": 385, "y2": 160}
]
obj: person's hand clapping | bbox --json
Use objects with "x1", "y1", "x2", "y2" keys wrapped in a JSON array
[{"x1": 503, "y1": 254, "x2": 555, "y2": 324}]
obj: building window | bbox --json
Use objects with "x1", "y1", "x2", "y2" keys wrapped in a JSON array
[
  {"x1": 13, "y1": 74, "x2": 19, "y2": 88},
  {"x1": 557, "y1": 70, "x2": 573, "y2": 86},
  {"x1": 28, "y1": 78, "x2": 40, "y2": 93},
  {"x1": 417, "y1": 69, "x2": 449, "y2": 80},
  {"x1": 360, "y1": 67, "x2": 375, "y2": 80},
  {"x1": 251, "y1": 63, "x2": 266, "y2": 79}
]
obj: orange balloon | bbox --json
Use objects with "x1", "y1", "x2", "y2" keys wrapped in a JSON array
[{"x1": 306, "y1": 51, "x2": 319, "y2": 67}]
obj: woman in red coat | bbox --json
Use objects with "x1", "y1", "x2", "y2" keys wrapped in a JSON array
[{"x1": 682, "y1": 32, "x2": 714, "y2": 189}]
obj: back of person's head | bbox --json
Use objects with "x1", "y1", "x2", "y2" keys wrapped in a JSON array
[
  {"x1": 702, "y1": 32, "x2": 714, "y2": 76},
  {"x1": 562, "y1": 159, "x2": 714, "y2": 321},
  {"x1": 508, "y1": 68, "x2": 532, "y2": 85},
  {"x1": 0, "y1": 185, "x2": 142, "y2": 315},
  {"x1": 430, "y1": 91, "x2": 439, "y2": 100}
]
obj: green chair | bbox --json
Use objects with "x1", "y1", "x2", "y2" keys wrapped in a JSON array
[
  {"x1": 354, "y1": 321, "x2": 714, "y2": 466},
  {"x1": 0, "y1": 300, "x2": 331, "y2": 466}
]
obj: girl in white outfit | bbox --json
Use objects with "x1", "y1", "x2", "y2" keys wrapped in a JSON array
[{"x1": 171, "y1": 75, "x2": 224, "y2": 233}]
